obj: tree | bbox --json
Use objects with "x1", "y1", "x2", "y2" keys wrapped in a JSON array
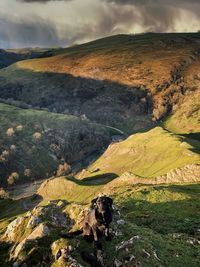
[
  {"x1": 32, "y1": 132, "x2": 42, "y2": 140},
  {"x1": 24, "y1": 169, "x2": 31, "y2": 177},
  {"x1": 56, "y1": 163, "x2": 71, "y2": 177},
  {"x1": 7, "y1": 172, "x2": 19, "y2": 185},
  {"x1": 6, "y1": 128, "x2": 14, "y2": 137},
  {"x1": 16, "y1": 125, "x2": 23, "y2": 132},
  {"x1": 0, "y1": 188, "x2": 8, "y2": 199}
]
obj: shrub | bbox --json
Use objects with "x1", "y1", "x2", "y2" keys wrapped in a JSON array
[
  {"x1": 16, "y1": 125, "x2": 23, "y2": 132},
  {"x1": 32, "y1": 132, "x2": 42, "y2": 140},
  {"x1": 56, "y1": 163, "x2": 71, "y2": 177},
  {"x1": 0, "y1": 188, "x2": 9, "y2": 199},
  {"x1": 7, "y1": 172, "x2": 19, "y2": 185},
  {"x1": 10, "y1": 144, "x2": 16, "y2": 151},
  {"x1": 6, "y1": 128, "x2": 14, "y2": 137},
  {"x1": 24, "y1": 169, "x2": 31, "y2": 177}
]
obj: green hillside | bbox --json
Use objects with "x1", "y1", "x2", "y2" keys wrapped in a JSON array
[
  {"x1": 0, "y1": 103, "x2": 110, "y2": 187},
  {"x1": 77, "y1": 127, "x2": 200, "y2": 180}
]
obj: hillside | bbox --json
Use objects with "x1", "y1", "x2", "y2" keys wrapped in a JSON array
[
  {"x1": 77, "y1": 127, "x2": 200, "y2": 180},
  {"x1": 0, "y1": 103, "x2": 110, "y2": 187},
  {"x1": 0, "y1": 33, "x2": 200, "y2": 267},
  {"x1": 164, "y1": 67, "x2": 200, "y2": 134},
  {"x1": 1, "y1": 175, "x2": 200, "y2": 267},
  {"x1": 1, "y1": 33, "x2": 200, "y2": 132}
]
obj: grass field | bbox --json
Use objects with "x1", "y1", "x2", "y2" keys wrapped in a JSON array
[{"x1": 76, "y1": 127, "x2": 200, "y2": 180}]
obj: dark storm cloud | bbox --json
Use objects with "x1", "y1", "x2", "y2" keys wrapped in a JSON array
[
  {"x1": 1, "y1": 0, "x2": 200, "y2": 49},
  {"x1": 0, "y1": 16, "x2": 68, "y2": 48}
]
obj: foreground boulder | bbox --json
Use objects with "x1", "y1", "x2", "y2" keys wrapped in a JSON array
[{"x1": 2, "y1": 201, "x2": 73, "y2": 266}]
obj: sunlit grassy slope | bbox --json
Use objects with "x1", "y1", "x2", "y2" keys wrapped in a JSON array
[
  {"x1": 77, "y1": 127, "x2": 200, "y2": 179},
  {"x1": 15, "y1": 33, "x2": 198, "y2": 91}
]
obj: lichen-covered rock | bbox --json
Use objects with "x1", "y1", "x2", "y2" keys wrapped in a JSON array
[
  {"x1": 26, "y1": 216, "x2": 41, "y2": 228},
  {"x1": 52, "y1": 238, "x2": 82, "y2": 267},
  {"x1": 27, "y1": 223, "x2": 49, "y2": 240},
  {"x1": 116, "y1": 236, "x2": 141, "y2": 251},
  {"x1": 32, "y1": 204, "x2": 71, "y2": 228},
  {"x1": 13, "y1": 261, "x2": 22, "y2": 267},
  {"x1": 114, "y1": 259, "x2": 123, "y2": 267},
  {"x1": 3, "y1": 217, "x2": 25, "y2": 242},
  {"x1": 13, "y1": 223, "x2": 49, "y2": 258},
  {"x1": 65, "y1": 203, "x2": 88, "y2": 229}
]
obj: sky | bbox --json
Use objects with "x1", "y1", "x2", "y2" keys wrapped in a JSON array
[{"x1": 0, "y1": 0, "x2": 200, "y2": 48}]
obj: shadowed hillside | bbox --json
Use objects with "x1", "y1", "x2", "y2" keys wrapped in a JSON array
[
  {"x1": 0, "y1": 68, "x2": 152, "y2": 132},
  {"x1": 0, "y1": 103, "x2": 110, "y2": 187},
  {"x1": 0, "y1": 48, "x2": 54, "y2": 69}
]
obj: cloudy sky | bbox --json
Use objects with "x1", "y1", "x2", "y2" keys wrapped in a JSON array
[{"x1": 0, "y1": 0, "x2": 200, "y2": 48}]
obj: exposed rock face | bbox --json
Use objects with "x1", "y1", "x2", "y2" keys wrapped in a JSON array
[
  {"x1": 26, "y1": 216, "x2": 41, "y2": 229},
  {"x1": 26, "y1": 223, "x2": 49, "y2": 240},
  {"x1": 13, "y1": 223, "x2": 50, "y2": 258},
  {"x1": 3, "y1": 217, "x2": 25, "y2": 242},
  {"x1": 2, "y1": 201, "x2": 73, "y2": 265},
  {"x1": 105, "y1": 164, "x2": 200, "y2": 188},
  {"x1": 155, "y1": 164, "x2": 200, "y2": 184},
  {"x1": 31, "y1": 203, "x2": 71, "y2": 228}
]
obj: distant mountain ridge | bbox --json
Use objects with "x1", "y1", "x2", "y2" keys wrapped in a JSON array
[{"x1": 0, "y1": 48, "x2": 54, "y2": 69}]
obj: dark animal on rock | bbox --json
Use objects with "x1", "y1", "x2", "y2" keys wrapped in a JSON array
[{"x1": 61, "y1": 195, "x2": 113, "y2": 266}]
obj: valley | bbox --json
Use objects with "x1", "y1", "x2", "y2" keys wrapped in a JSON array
[{"x1": 0, "y1": 33, "x2": 200, "y2": 267}]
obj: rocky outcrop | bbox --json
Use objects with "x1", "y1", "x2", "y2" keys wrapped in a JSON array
[
  {"x1": 13, "y1": 223, "x2": 50, "y2": 258},
  {"x1": 2, "y1": 201, "x2": 73, "y2": 265},
  {"x1": 52, "y1": 239, "x2": 83, "y2": 267},
  {"x1": 3, "y1": 217, "x2": 25, "y2": 242},
  {"x1": 104, "y1": 164, "x2": 200, "y2": 188}
]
